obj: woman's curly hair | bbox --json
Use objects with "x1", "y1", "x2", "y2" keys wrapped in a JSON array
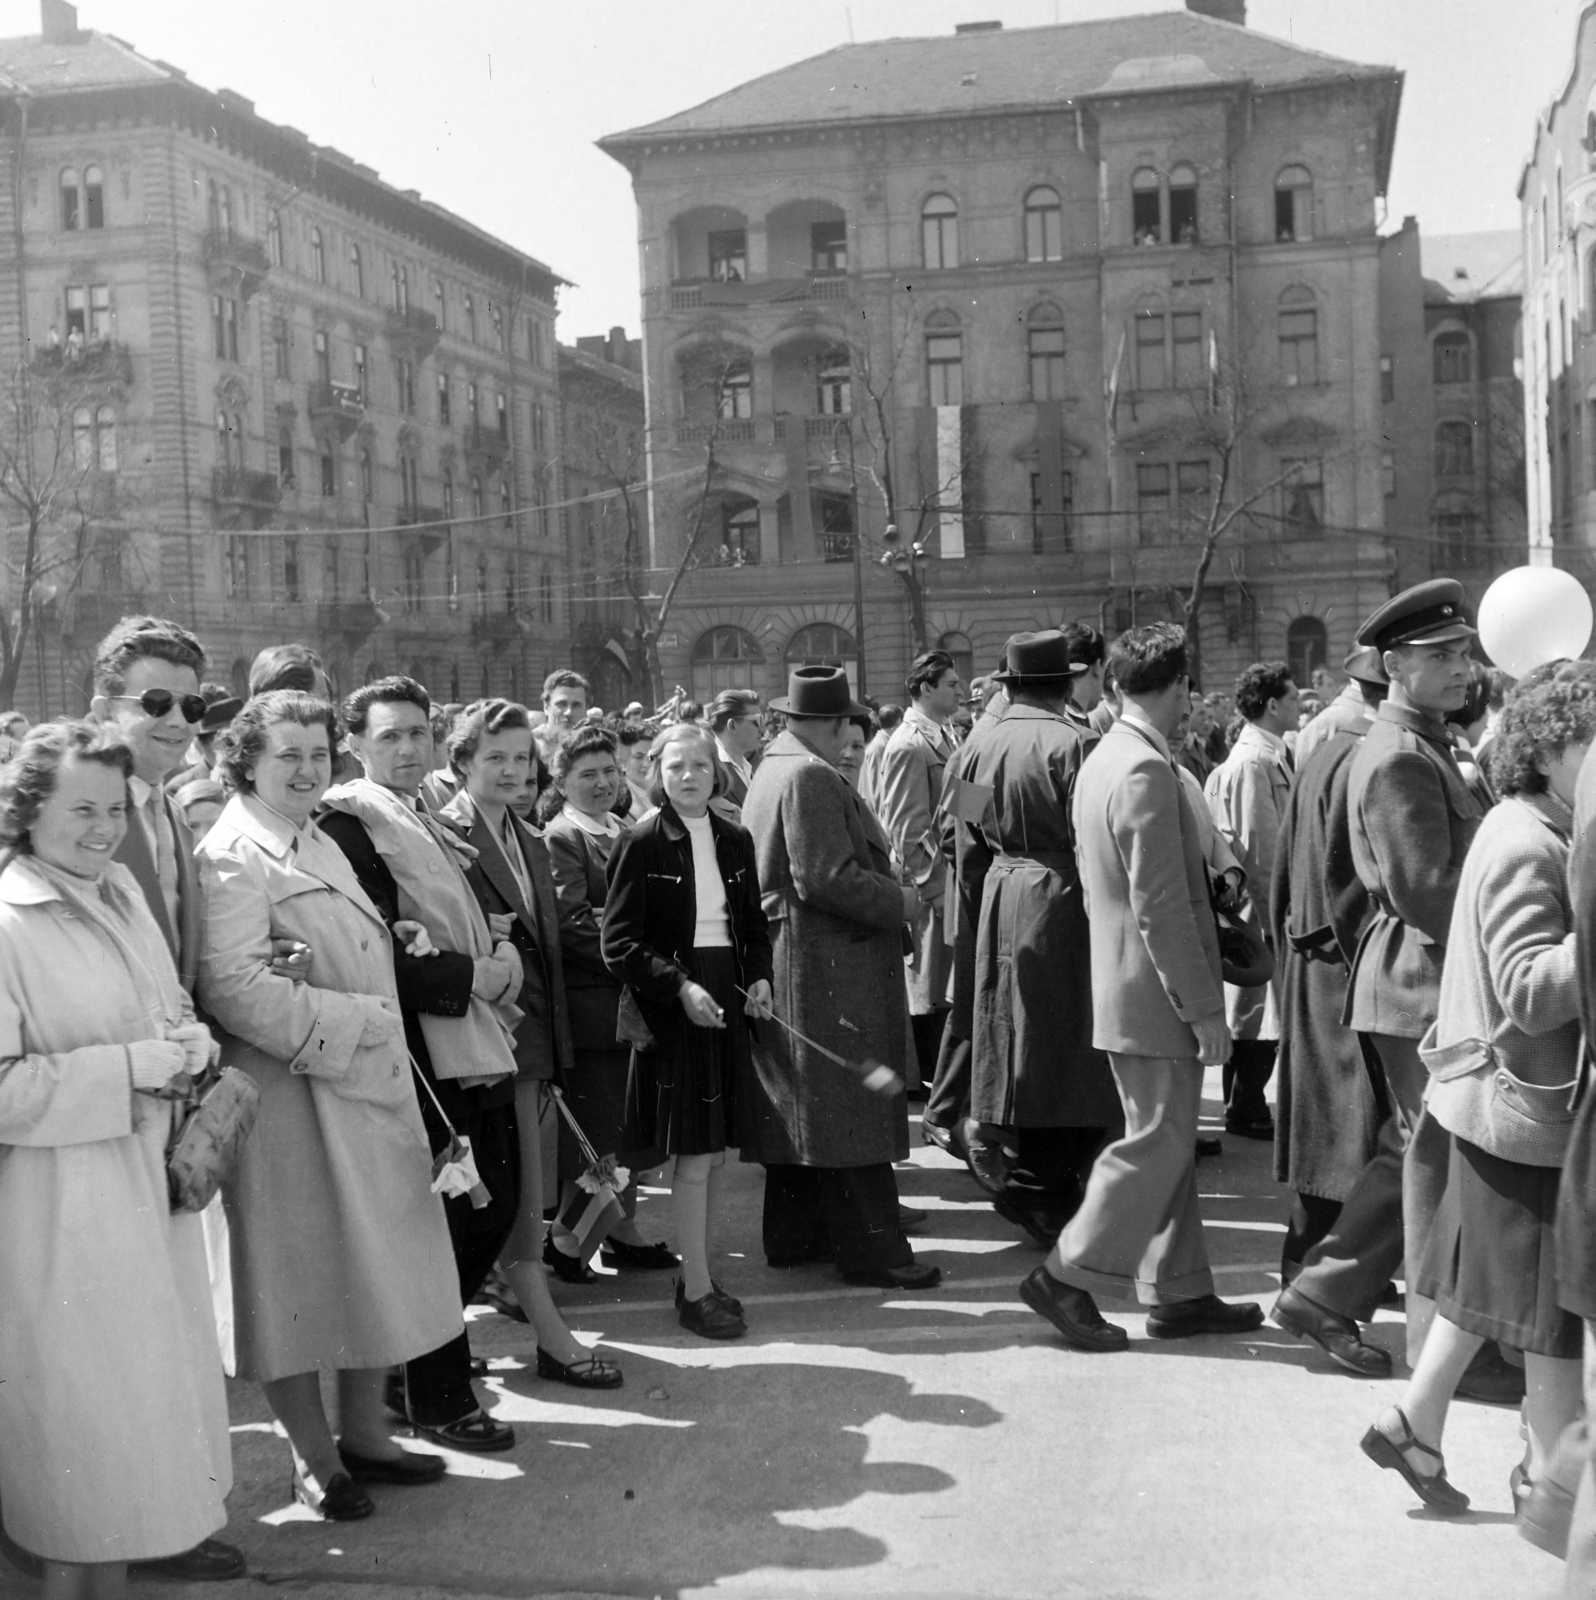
[
  {"x1": 0, "y1": 720, "x2": 132, "y2": 849},
  {"x1": 214, "y1": 691, "x2": 341, "y2": 795},
  {"x1": 1485, "y1": 667, "x2": 1596, "y2": 797}
]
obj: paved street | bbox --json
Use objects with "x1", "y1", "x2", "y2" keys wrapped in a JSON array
[{"x1": 4, "y1": 1074, "x2": 1560, "y2": 1600}]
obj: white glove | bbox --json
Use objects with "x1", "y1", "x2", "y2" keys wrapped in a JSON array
[
  {"x1": 166, "y1": 1021, "x2": 216, "y2": 1077},
  {"x1": 128, "y1": 1038, "x2": 188, "y2": 1091}
]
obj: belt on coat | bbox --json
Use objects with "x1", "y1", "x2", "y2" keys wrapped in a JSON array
[{"x1": 991, "y1": 850, "x2": 1073, "y2": 872}]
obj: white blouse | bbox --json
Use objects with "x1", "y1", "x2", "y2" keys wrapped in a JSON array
[{"x1": 682, "y1": 811, "x2": 730, "y2": 949}]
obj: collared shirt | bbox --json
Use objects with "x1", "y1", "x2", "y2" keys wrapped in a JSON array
[
  {"x1": 1234, "y1": 719, "x2": 1290, "y2": 769},
  {"x1": 561, "y1": 799, "x2": 621, "y2": 839},
  {"x1": 903, "y1": 702, "x2": 955, "y2": 759},
  {"x1": 714, "y1": 736, "x2": 753, "y2": 788},
  {"x1": 1119, "y1": 710, "x2": 1172, "y2": 763}
]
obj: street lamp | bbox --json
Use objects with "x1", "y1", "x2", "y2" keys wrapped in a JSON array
[{"x1": 826, "y1": 419, "x2": 867, "y2": 700}]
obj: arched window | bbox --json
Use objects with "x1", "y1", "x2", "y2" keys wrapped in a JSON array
[
  {"x1": 689, "y1": 624, "x2": 764, "y2": 701},
  {"x1": 500, "y1": 480, "x2": 512, "y2": 529},
  {"x1": 492, "y1": 303, "x2": 504, "y2": 352},
  {"x1": 313, "y1": 328, "x2": 331, "y2": 385},
  {"x1": 922, "y1": 194, "x2": 958, "y2": 270},
  {"x1": 925, "y1": 310, "x2": 963, "y2": 406},
  {"x1": 1278, "y1": 285, "x2": 1318, "y2": 387},
  {"x1": 267, "y1": 210, "x2": 283, "y2": 267},
  {"x1": 540, "y1": 569, "x2": 555, "y2": 624},
  {"x1": 1024, "y1": 185, "x2": 1062, "y2": 262},
  {"x1": 1027, "y1": 302, "x2": 1066, "y2": 401},
  {"x1": 395, "y1": 265, "x2": 409, "y2": 313},
  {"x1": 1435, "y1": 420, "x2": 1476, "y2": 478},
  {"x1": 60, "y1": 167, "x2": 79, "y2": 231},
  {"x1": 1433, "y1": 330, "x2": 1472, "y2": 385},
  {"x1": 399, "y1": 453, "x2": 418, "y2": 510},
  {"x1": 716, "y1": 360, "x2": 753, "y2": 420},
  {"x1": 349, "y1": 243, "x2": 363, "y2": 299},
  {"x1": 721, "y1": 500, "x2": 761, "y2": 565},
  {"x1": 1286, "y1": 617, "x2": 1327, "y2": 688},
  {"x1": 310, "y1": 227, "x2": 325, "y2": 284},
  {"x1": 1275, "y1": 165, "x2": 1313, "y2": 242},
  {"x1": 84, "y1": 165, "x2": 104, "y2": 229},
  {"x1": 215, "y1": 409, "x2": 233, "y2": 471},
  {"x1": 938, "y1": 631, "x2": 974, "y2": 687},
  {"x1": 1169, "y1": 164, "x2": 1198, "y2": 243},
  {"x1": 1132, "y1": 167, "x2": 1162, "y2": 244},
  {"x1": 786, "y1": 623, "x2": 858, "y2": 691}
]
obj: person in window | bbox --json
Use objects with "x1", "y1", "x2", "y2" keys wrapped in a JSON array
[
  {"x1": 0, "y1": 722, "x2": 233, "y2": 1594},
  {"x1": 602, "y1": 723, "x2": 773, "y2": 1338}
]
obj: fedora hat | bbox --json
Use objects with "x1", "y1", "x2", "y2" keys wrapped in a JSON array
[
  {"x1": 769, "y1": 664, "x2": 868, "y2": 718},
  {"x1": 991, "y1": 630, "x2": 1087, "y2": 685},
  {"x1": 1342, "y1": 644, "x2": 1387, "y2": 687},
  {"x1": 199, "y1": 695, "x2": 243, "y2": 734}
]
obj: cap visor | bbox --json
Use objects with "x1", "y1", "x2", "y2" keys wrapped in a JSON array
[{"x1": 1393, "y1": 622, "x2": 1478, "y2": 647}]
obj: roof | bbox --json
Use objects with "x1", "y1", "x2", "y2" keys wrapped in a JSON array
[
  {"x1": 0, "y1": 26, "x2": 167, "y2": 92},
  {"x1": 1421, "y1": 231, "x2": 1524, "y2": 302},
  {"x1": 602, "y1": 9, "x2": 1397, "y2": 147}
]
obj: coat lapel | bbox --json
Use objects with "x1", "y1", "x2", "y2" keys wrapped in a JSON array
[{"x1": 114, "y1": 799, "x2": 177, "y2": 961}]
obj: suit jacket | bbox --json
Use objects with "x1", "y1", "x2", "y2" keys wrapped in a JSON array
[
  {"x1": 118, "y1": 786, "x2": 202, "y2": 995},
  {"x1": 1072, "y1": 717, "x2": 1224, "y2": 1058},
  {"x1": 1345, "y1": 700, "x2": 1484, "y2": 1039},
  {"x1": 541, "y1": 810, "x2": 627, "y2": 1052},
  {"x1": 438, "y1": 791, "x2": 575, "y2": 1083}
]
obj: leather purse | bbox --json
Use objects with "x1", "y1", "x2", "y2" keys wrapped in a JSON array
[
  {"x1": 162, "y1": 1064, "x2": 261, "y2": 1213},
  {"x1": 1207, "y1": 868, "x2": 1274, "y2": 988}
]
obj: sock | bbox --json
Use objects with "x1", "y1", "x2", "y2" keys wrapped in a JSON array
[{"x1": 673, "y1": 1160, "x2": 712, "y2": 1301}]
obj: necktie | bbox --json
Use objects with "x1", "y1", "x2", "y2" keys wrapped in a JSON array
[{"x1": 148, "y1": 788, "x2": 179, "y2": 935}]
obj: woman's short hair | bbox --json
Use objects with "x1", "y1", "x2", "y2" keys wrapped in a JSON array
[
  {"x1": 0, "y1": 720, "x2": 132, "y2": 849},
  {"x1": 172, "y1": 776, "x2": 226, "y2": 815},
  {"x1": 447, "y1": 698, "x2": 533, "y2": 778},
  {"x1": 614, "y1": 720, "x2": 653, "y2": 750},
  {"x1": 645, "y1": 721, "x2": 725, "y2": 809},
  {"x1": 708, "y1": 688, "x2": 760, "y2": 732},
  {"x1": 214, "y1": 691, "x2": 341, "y2": 795},
  {"x1": 1486, "y1": 671, "x2": 1596, "y2": 797},
  {"x1": 553, "y1": 724, "x2": 618, "y2": 782}
]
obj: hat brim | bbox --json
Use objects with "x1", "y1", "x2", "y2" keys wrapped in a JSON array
[
  {"x1": 769, "y1": 696, "x2": 869, "y2": 718},
  {"x1": 991, "y1": 661, "x2": 1090, "y2": 685}
]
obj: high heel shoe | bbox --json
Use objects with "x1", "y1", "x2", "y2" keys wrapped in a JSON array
[
  {"x1": 1359, "y1": 1407, "x2": 1469, "y2": 1515},
  {"x1": 291, "y1": 1469, "x2": 374, "y2": 1521},
  {"x1": 535, "y1": 1347, "x2": 624, "y2": 1389}
]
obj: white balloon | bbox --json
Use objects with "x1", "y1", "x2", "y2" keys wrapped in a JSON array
[{"x1": 1477, "y1": 567, "x2": 1593, "y2": 679}]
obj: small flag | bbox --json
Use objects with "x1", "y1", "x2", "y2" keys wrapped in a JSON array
[
  {"x1": 554, "y1": 1154, "x2": 631, "y2": 1258},
  {"x1": 431, "y1": 1132, "x2": 490, "y2": 1210}
]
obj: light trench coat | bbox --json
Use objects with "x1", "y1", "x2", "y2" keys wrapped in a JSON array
[
  {"x1": 0, "y1": 856, "x2": 231, "y2": 1563},
  {"x1": 197, "y1": 793, "x2": 461, "y2": 1381}
]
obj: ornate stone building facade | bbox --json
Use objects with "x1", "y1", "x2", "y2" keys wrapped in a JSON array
[
  {"x1": 0, "y1": 2, "x2": 567, "y2": 714},
  {"x1": 603, "y1": 4, "x2": 1410, "y2": 702}
]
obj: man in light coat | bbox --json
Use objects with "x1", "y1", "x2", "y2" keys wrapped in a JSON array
[
  {"x1": 742, "y1": 666, "x2": 939, "y2": 1290},
  {"x1": 1204, "y1": 659, "x2": 1297, "y2": 1140},
  {"x1": 858, "y1": 702, "x2": 901, "y2": 813},
  {"x1": 1019, "y1": 623, "x2": 1265, "y2": 1351}
]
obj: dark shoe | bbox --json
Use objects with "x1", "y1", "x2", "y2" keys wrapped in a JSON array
[
  {"x1": 536, "y1": 1347, "x2": 624, "y2": 1389},
  {"x1": 1195, "y1": 1135, "x2": 1223, "y2": 1159},
  {"x1": 1271, "y1": 1283, "x2": 1393, "y2": 1375},
  {"x1": 410, "y1": 1410, "x2": 516, "y2": 1453},
  {"x1": 291, "y1": 1471, "x2": 374, "y2": 1522},
  {"x1": 129, "y1": 1538, "x2": 246, "y2": 1582},
  {"x1": 1377, "y1": 1280, "x2": 1403, "y2": 1308},
  {"x1": 0, "y1": 1523, "x2": 43, "y2": 1580},
  {"x1": 1224, "y1": 1116, "x2": 1276, "y2": 1141},
  {"x1": 336, "y1": 1444, "x2": 447, "y2": 1484},
  {"x1": 469, "y1": 1355, "x2": 489, "y2": 1379},
  {"x1": 1146, "y1": 1294, "x2": 1265, "y2": 1339},
  {"x1": 920, "y1": 1119, "x2": 959, "y2": 1155},
  {"x1": 841, "y1": 1259, "x2": 942, "y2": 1290},
  {"x1": 964, "y1": 1124, "x2": 1011, "y2": 1194},
  {"x1": 678, "y1": 1287, "x2": 747, "y2": 1340},
  {"x1": 675, "y1": 1275, "x2": 744, "y2": 1317},
  {"x1": 992, "y1": 1193, "x2": 1067, "y2": 1248},
  {"x1": 1018, "y1": 1265, "x2": 1129, "y2": 1352},
  {"x1": 475, "y1": 1270, "x2": 529, "y2": 1323},
  {"x1": 898, "y1": 1204, "x2": 928, "y2": 1231},
  {"x1": 1456, "y1": 1346, "x2": 1527, "y2": 1406},
  {"x1": 1360, "y1": 1406, "x2": 1470, "y2": 1515},
  {"x1": 544, "y1": 1234, "x2": 597, "y2": 1284},
  {"x1": 601, "y1": 1237, "x2": 681, "y2": 1271}
]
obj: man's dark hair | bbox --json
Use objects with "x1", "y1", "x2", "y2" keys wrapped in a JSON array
[
  {"x1": 1062, "y1": 622, "x2": 1106, "y2": 671},
  {"x1": 93, "y1": 615, "x2": 206, "y2": 697},
  {"x1": 1234, "y1": 660, "x2": 1295, "y2": 722},
  {"x1": 343, "y1": 675, "x2": 430, "y2": 736},
  {"x1": 249, "y1": 642, "x2": 326, "y2": 698},
  {"x1": 1107, "y1": 624, "x2": 1189, "y2": 698},
  {"x1": 708, "y1": 688, "x2": 760, "y2": 732},
  {"x1": 542, "y1": 668, "x2": 589, "y2": 704},
  {"x1": 1446, "y1": 660, "x2": 1493, "y2": 730},
  {"x1": 906, "y1": 650, "x2": 956, "y2": 702},
  {"x1": 877, "y1": 703, "x2": 904, "y2": 732}
]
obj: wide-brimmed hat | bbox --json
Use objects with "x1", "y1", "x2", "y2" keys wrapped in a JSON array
[
  {"x1": 199, "y1": 696, "x2": 242, "y2": 734},
  {"x1": 991, "y1": 630, "x2": 1088, "y2": 685},
  {"x1": 1355, "y1": 579, "x2": 1477, "y2": 653},
  {"x1": 769, "y1": 665, "x2": 868, "y2": 718}
]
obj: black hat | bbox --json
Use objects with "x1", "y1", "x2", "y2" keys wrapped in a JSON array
[
  {"x1": 991, "y1": 630, "x2": 1088, "y2": 685},
  {"x1": 1355, "y1": 579, "x2": 1477, "y2": 653},
  {"x1": 769, "y1": 665, "x2": 868, "y2": 718},
  {"x1": 199, "y1": 696, "x2": 243, "y2": 734},
  {"x1": 1342, "y1": 645, "x2": 1387, "y2": 687}
]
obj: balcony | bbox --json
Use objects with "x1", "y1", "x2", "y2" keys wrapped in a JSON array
[
  {"x1": 30, "y1": 340, "x2": 133, "y2": 394},
  {"x1": 397, "y1": 505, "x2": 449, "y2": 550},
  {"x1": 470, "y1": 611, "x2": 524, "y2": 653},
  {"x1": 308, "y1": 380, "x2": 365, "y2": 440},
  {"x1": 202, "y1": 229, "x2": 271, "y2": 300},
  {"x1": 212, "y1": 466, "x2": 282, "y2": 529},
  {"x1": 668, "y1": 273, "x2": 850, "y2": 312},
  {"x1": 386, "y1": 304, "x2": 441, "y2": 358},
  {"x1": 318, "y1": 600, "x2": 384, "y2": 642},
  {"x1": 675, "y1": 419, "x2": 756, "y2": 447},
  {"x1": 463, "y1": 423, "x2": 509, "y2": 475}
]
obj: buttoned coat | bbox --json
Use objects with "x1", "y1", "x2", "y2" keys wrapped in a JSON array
[
  {"x1": 117, "y1": 786, "x2": 202, "y2": 993},
  {"x1": 1072, "y1": 718, "x2": 1225, "y2": 1057},
  {"x1": 197, "y1": 794, "x2": 462, "y2": 1382},
  {"x1": 438, "y1": 791, "x2": 574, "y2": 1082},
  {"x1": 1345, "y1": 700, "x2": 1484, "y2": 1039},
  {"x1": 1268, "y1": 729, "x2": 1382, "y2": 1200},
  {"x1": 1296, "y1": 681, "x2": 1373, "y2": 768},
  {"x1": 741, "y1": 729, "x2": 909, "y2": 1166},
  {"x1": 876, "y1": 703, "x2": 955, "y2": 1012},
  {"x1": 0, "y1": 857, "x2": 231, "y2": 1563},
  {"x1": 955, "y1": 703, "x2": 1118, "y2": 1127},
  {"x1": 542, "y1": 811, "x2": 628, "y2": 1052}
]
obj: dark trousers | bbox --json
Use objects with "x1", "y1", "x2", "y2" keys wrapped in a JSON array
[
  {"x1": 1223, "y1": 1038, "x2": 1276, "y2": 1127},
  {"x1": 1289, "y1": 1032, "x2": 1425, "y2": 1324},
  {"x1": 910, "y1": 1008, "x2": 949, "y2": 1099},
  {"x1": 762, "y1": 1162, "x2": 912, "y2": 1274},
  {"x1": 1002, "y1": 1126, "x2": 1109, "y2": 1220},
  {"x1": 1281, "y1": 1192, "x2": 1343, "y2": 1282},
  {"x1": 404, "y1": 1091, "x2": 521, "y2": 1426},
  {"x1": 923, "y1": 1028, "x2": 971, "y2": 1133}
]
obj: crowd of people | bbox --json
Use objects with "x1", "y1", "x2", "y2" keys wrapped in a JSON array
[{"x1": 4, "y1": 579, "x2": 1596, "y2": 1593}]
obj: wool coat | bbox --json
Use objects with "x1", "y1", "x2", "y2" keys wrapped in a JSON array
[
  {"x1": 0, "y1": 857, "x2": 231, "y2": 1564},
  {"x1": 1295, "y1": 681, "x2": 1372, "y2": 768},
  {"x1": 1556, "y1": 807, "x2": 1596, "y2": 1318},
  {"x1": 198, "y1": 794, "x2": 462, "y2": 1382},
  {"x1": 1072, "y1": 717, "x2": 1225, "y2": 1057},
  {"x1": 1345, "y1": 700, "x2": 1484, "y2": 1039},
  {"x1": 945, "y1": 703, "x2": 1008, "y2": 1042},
  {"x1": 542, "y1": 810, "x2": 627, "y2": 1052},
  {"x1": 1269, "y1": 729, "x2": 1383, "y2": 1200},
  {"x1": 954, "y1": 702, "x2": 1117, "y2": 1127},
  {"x1": 741, "y1": 729, "x2": 910, "y2": 1167}
]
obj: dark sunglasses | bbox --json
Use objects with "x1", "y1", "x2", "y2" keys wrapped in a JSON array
[{"x1": 111, "y1": 689, "x2": 208, "y2": 724}]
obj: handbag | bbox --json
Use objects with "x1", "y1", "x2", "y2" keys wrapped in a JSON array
[
  {"x1": 161, "y1": 1064, "x2": 261, "y2": 1214},
  {"x1": 1206, "y1": 868, "x2": 1274, "y2": 988}
]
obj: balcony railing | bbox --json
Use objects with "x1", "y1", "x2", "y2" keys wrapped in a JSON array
[
  {"x1": 668, "y1": 273, "x2": 851, "y2": 311},
  {"x1": 318, "y1": 600, "x2": 384, "y2": 640},
  {"x1": 212, "y1": 466, "x2": 281, "y2": 529},
  {"x1": 30, "y1": 340, "x2": 133, "y2": 391},
  {"x1": 675, "y1": 419, "x2": 756, "y2": 446},
  {"x1": 463, "y1": 424, "x2": 509, "y2": 474},
  {"x1": 308, "y1": 380, "x2": 364, "y2": 439},
  {"x1": 470, "y1": 611, "x2": 523, "y2": 652},
  {"x1": 202, "y1": 229, "x2": 271, "y2": 299},
  {"x1": 386, "y1": 304, "x2": 441, "y2": 356}
]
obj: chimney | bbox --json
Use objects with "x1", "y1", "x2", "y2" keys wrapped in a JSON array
[
  {"x1": 954, "y1": 20, "x2": 1002, "y2": 34},
  {"x1": 40, "y1": 0, "x2": 79, "y2": 41},
  {"x1": 1186, "y1": 0, "x2": 1246, "y2": 24}
]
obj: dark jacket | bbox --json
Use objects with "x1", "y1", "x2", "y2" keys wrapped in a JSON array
[
  {"x1": 600, "y1": 801, "x2": 773, "y2": 1052},
  {"x1": 542, "y1": 811, "x2": 626, "y2": 1053}
]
